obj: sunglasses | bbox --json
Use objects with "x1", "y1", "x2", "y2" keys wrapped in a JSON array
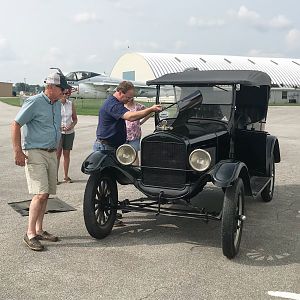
[{"x1": 63, "y1": 92, "x2": 70, "y2": 95}]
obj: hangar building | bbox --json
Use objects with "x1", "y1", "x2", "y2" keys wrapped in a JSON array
[
  {"x1": 111, "y1": 53, "x2": 300, "y2": 104},
  {"x1": 0, "y1": 82, "x2": 13, "y2": 97}
]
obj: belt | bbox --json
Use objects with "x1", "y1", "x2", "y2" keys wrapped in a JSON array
[
  {"x1": 97, "y1": 139, "x2": 111, "y2": 145},
  {"x1": 37, "y1": 148, "x2": 57, "y2": 152}
]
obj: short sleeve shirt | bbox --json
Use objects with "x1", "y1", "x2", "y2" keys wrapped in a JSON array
[
  {"x1": 125, "y1": 102, "x2": 146, "y2": 141},
  {"x1": 96, "y1": 95, "x2": 129, "y2": 147},
  {"x1": 14, "y1": 92, "x2": 62, "y2": 149}
]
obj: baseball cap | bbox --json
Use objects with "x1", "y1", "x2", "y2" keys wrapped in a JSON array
[{"x1": 44, "y1": 72, "x2": 72, "y2": 90}]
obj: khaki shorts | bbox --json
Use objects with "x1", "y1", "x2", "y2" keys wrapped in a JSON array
[{"x1": 24, "y1": 149, "x2": 57, "y2": 195}]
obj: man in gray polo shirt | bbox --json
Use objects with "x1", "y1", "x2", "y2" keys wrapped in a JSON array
[{"x1": 11, "y1": 72, "x2": 72, "y2": 251}]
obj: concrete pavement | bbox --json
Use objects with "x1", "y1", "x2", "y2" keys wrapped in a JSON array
[{"x1": 0, "y1": 101, "x2": 299, "y2": 300}]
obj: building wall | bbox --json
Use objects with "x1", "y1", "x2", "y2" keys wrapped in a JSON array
[
  {"x1": 111, "y1": 53, "x2": 155, "y2": 82},
  {"x1": 0, "y1": 82, "x2": 13, "y2": 97},
  {"x1": 270, "y1": 88, "x2": 300, "y2": 104}
]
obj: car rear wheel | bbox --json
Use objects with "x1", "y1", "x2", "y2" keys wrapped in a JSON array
[
  {"x1": 83, "y1": 173, "x2": 117, "y2": 239},
  {"x1": 221, "y1": 178, "x2": 245, "y2": 259},
  {"x1": 261, "y1": 155, "x2": 275, "y2": 202}
]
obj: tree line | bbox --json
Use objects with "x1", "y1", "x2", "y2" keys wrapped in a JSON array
[{"x1": 13, "y1": 83, "x2": 43, "y2": 95}]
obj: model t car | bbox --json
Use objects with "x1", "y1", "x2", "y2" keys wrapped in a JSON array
[{"x1": 81, "y1": 69, "x2": 280, "y2": 259}]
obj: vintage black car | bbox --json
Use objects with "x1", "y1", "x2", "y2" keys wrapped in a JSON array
[{"x1": 81, "y1": 69, "x2": 280, "y2": 259}]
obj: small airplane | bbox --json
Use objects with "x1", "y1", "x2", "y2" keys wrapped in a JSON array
[{"x1": 50, "y1": 68, "x2": 157, "y2": 99}]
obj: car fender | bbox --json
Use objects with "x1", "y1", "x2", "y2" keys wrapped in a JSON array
[
  {"x1": 266, "y1": 135, "x2": 280, "y2": 164},
  {"x1": 210, "y1": 160, "x2": 252, "y2": 196},
  {"x1": 81, "y1": 151, "x2": 116, "y2": 174},
  {"x1": 81, "y1": 150, "x2": 140, "y2": 185}
]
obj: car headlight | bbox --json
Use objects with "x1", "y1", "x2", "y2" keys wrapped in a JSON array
[
  {"x1": 116, "y1": 144, "x2": 137, "y2": 165},
  {"x1": 189, "y1": 149, "x2": 211, "y2": 171}
]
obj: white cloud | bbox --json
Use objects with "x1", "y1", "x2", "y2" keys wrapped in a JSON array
[
  {"x1": 113, "y1": 39, "x2": 131, "y2": 50},
  {"x1": 188, "y1": 16, "x2": 225, "y2": 28},
  {"x1": 286, "y1": 28, "x2": 300, "y2": 49},
  {"x1": 0, "y1": 35, "x2": 17, "y2": 61},
  {"x1": 42, "y1": 47, "x2": 63, "y2": 64},
  {"x1": 0, "y1": 37, "x2": 7, "y2": 48},
  {"x1": 48, "y1": 47, "x2": 63, "y2": 58},
  {"x1": 236, "y1": 6, "x2": 260, "y2": 23},
  {"x1": 269, "y1": 15, "x2": 291, "y2": 29},
  {"x1": 229, "y1": 6, "x2": 292, "y2": 31},
  {"x1": 74, "y1": 12, "x2": 100, "y2": 24},
  {"x1": 247, "y1": 48, "x2": 284, "y2": 58},
  {"x1": 174, "y1": 40, "x2": 186, "y2": 50},
  {"x1": 86, "y1": 54, "x2": 103, "y2": 64}
]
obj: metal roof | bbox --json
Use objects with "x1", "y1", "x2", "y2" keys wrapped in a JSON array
[
  {"x1": 138, "y1": 53, "x2": 300, "y2": 88},
  {"x1": 147, "y1": 70, "x2": 271, "y2": 86}
]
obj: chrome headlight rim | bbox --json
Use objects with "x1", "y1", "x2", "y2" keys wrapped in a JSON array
[
  {"x1": 116, "y1": 144, "x2": 137, "y2": 165},
  {"x1": 189, "y1": 148, "x2": 211, "y2": 172}
]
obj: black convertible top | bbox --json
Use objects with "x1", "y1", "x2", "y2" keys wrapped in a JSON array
[{"x1": 147, "y1": 70, "x2": 271, "y2": 86}]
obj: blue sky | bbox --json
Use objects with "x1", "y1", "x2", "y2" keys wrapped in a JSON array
[{"x1": 0, "y1": 0, "x2": 299, "y2": 84}]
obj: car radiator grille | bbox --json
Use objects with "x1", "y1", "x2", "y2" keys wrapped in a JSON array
[{"x1": 141, "y1": 138, "x2": 187, "y2": 188}]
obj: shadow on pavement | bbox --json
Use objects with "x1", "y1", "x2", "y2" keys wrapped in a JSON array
[{"x1": 48, "y1": 184, "x2": 299, "y2": 267}]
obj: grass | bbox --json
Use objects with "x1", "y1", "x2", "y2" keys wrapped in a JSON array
[
  {"x1": 0, "y1": 97, "x2": 21, "y2": 107},
  {"x1": 0, "y1": 97, "x2": 299, "y2": 116},
  {"x1": 73, "y1": 99, "x2": 105, "y2": 116},
  {"x1": 269, "y1": 103, "x2": 300, "y2": 106},
  {"x1": 0, "y1": 97, "x2": 156, "y2": 116}
]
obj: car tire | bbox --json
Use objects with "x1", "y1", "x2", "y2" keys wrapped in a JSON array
[
  {"x1": 83, "y1": 173, "x2": 118, "y2": 239},
  {"x1": 221, "y1": 178, "x2": 245, "y2": 259},
  {"x1": 261, "y1": 155, "x2": 275, "y2": 202}
]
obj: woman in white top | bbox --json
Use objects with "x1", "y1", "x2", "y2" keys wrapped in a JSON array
[{"x1": 57, "y1": 89, "x2": 78, "y2": 183}]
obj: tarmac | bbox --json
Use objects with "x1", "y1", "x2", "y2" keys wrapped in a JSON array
[{"x1": 0, "y1": 101, "x2": 299, "y2": 300}]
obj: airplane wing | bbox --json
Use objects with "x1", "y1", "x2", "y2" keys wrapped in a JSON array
[
  {"x1": 66, "y1": 71, "x2": 158, "y2": 99},
  {"x1": 86, "y1": 82, "x2": 116, "y2": 93},
  {"x1": 81, "y1": 81, "x2": 156, "y2": 97}
]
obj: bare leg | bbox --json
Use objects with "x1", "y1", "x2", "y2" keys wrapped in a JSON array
[
  {"x1": 27, "y1": 193, "x2": 48, "y2": 239},
  {"x1": 36, "y1": 196, "x2": 48, "y2": 234},
  {"x1": 56, "y1": 146, "x2": 62, "y2": 181},
  {"x1": 63, "y1": 149, "x2": 71, "y2": 179}
]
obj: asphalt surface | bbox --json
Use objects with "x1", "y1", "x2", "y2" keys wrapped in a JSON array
[{"x1": 0, "y1": 102, "x2": 299, "y2": 300}]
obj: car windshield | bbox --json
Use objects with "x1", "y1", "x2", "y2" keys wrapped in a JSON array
[{"x1": 158, "y1": 85, "x2": 233, "y2": 122}]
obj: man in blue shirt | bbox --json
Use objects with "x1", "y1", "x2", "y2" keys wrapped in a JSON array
[
  {"x1": 93, "y1": 81, "x2": 162, "y2": 226},
  {"x1": 94, "y1": 81, "x2": 162, "y2": 151},
  {"x1": 11, "y1": 72, "x2": 72, "y2": 251}
]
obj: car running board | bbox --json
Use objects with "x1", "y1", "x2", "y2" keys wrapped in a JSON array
[{"x1": 250, "y1": 176, "x2": 271, "y2": 197}]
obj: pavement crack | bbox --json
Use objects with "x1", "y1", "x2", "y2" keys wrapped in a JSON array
[{"x1": 139, "y1": 286, "x2": 168, "y2": 300}]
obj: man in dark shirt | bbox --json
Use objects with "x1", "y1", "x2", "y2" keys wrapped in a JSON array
[
  {"x1": 94, "y1": 81, "x2": 162, "y2": 151},
  {"x1": 93, "y1": 81, "x2": 162, "y2": 226}
]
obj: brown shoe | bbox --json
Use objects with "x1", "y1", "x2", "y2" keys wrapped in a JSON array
[
  {"x1": 63, "y1": 177, "x2": 73, "y2": 183},
  {"x1": 23, "y1": 234, "x2": 44, "y2": 251},
  {"x1": 36, "y1": 231, "x2": 59, "y2": 242}
]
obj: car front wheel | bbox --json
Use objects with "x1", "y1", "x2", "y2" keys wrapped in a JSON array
[
  {"x1": 221, "y1": 178, "x2": 245, "y2": 259},
  {"x1": 83, "y1": 173, "x2": 118, "y2": 239}
]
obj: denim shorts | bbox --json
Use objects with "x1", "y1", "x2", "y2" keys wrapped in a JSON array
[
  {"x1": 93, "y1": 140, "x2": 116, "y2": 152},
  {"x1": 126, "y1": 138, "x2": 141, "y2": 151}
]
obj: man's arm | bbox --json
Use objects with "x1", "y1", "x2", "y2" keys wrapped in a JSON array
[
  {"x1": 122, "y1": 104, "x2": 162, "y2": 122},
  {"x1": 140, "y1": 112, "x2": 154, "y2": 125},
  {"x1": 11, "y1": 121, "x2": 27, "y2": 166}
]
